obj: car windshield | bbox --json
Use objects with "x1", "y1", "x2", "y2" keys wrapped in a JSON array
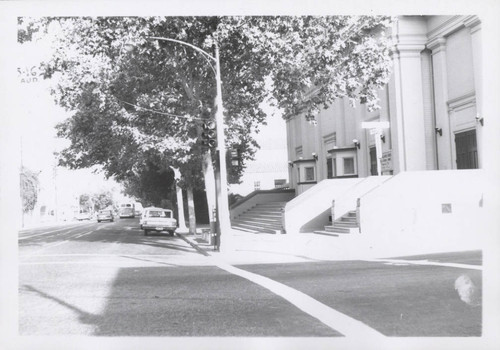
[
  {"x1": 99, "y1": 210, "x2": 111, "y2": 214},
  {"x1": 147, "y1": 210, "x2": 171, "y2": 218}
]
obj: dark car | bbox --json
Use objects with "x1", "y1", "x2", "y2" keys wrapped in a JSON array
[{"x1": 97, "y1": 209, "x2": 114, "y2": 223}]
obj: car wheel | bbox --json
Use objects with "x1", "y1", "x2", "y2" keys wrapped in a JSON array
[
  {"x1": 144, "y1": 230, "x2": 148, "y2": 236},
  {"x1": 97, "y1": 220, "x2": 101, "y2": 223},
  {"x1": 169, "y1": 231, "x2": 174, "y2": 236}
]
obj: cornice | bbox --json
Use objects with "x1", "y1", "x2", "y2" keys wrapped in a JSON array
[
  {"x1": 463, "y1": 15, "x2": 481, "y2": 32},
  {"x1": 327, "y1": 146, "x2": 357, "y2": 153},
  {"x1": 427, "y1": 37, "x2": 447, "y2": 54},
  {"x1": 427, "y1": 16, "x2": 465, "y2": 40},
  {"x1": 447, "y1": 91, "x2": 476, "y2": 112}
]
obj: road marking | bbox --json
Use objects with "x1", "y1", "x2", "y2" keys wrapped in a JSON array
[
  {"x1": 18, "y1": 224, "x2": 88, "y2": 240},
  {"x1": 21, "y1": 231, "x2": 94, "y2": 258},
  {"x1": 214, "y1": 261, "x2": 384, "y2": 338},
  {"x1": 19, "y1": 254, "x2": 176, "y2": 257},
  {"x1": 363, "y1": 258, "x2": 482, "y2": 271}
]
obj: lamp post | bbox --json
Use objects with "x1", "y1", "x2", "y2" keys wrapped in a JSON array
[{"x1": 146, "y1": 37, "x2": 231, "y2": 247}]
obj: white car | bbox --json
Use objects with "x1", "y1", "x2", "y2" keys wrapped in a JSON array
[{"x1": 141, "y1": 207, "x2": 177, "y2": 236}]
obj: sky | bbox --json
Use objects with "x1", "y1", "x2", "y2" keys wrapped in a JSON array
[{"x1": 16, "y1": 38, "x2": 125, "y2": 207}]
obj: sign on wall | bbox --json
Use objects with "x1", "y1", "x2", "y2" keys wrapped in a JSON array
[{"x1": 381, "y1": 150, "x2": 392, "y2": 172}]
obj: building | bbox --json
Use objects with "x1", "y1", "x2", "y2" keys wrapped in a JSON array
[
  {"x1": 286, "y1": 15, "x2": 483, "y2": 195},
  {"x1": 229, "y1": 109, "x2": 289, "y2": 197},
  {"x1": 279, "y1": 15, "x2": 489, "y2": 252}
]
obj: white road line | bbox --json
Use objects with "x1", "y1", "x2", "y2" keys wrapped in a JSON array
[
  {"x1": 363, "y1": 258, "x2": 482, "y2": 271},
  {"x1": 215, "y1": 261, "x2": 384, "y2": 338},
  {"x1": 18, "y1": 224, "x2": 87, "y2": 240},
  {"x1": 21, "y1": 231, "x2": 94, "y2": 258},
  {"x1": 19, "y1": 254, "x2": 175, "y2": 258}
]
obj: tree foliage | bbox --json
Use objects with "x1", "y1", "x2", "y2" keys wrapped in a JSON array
[
  {"x1": 121, "y1": 160, "x2": 176, "y2": 207},
  {"x1": 79, "y1": 190, "x2": 115, "y2": 211},
  {"x1": 18, "y1": 16, "x2": 393, "y2": 193},
  {"x1": 20, "y1": 166, "x2": 39, "y2": 213}
]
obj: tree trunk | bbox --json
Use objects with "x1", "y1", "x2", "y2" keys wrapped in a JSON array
[
  {"x1": 171, "y1": 167, "x2": 188, "y2": 232},
  {"x1": 187, "y1": 186, "x2": 196, "y2": 234},
  {"x1": 202, "y1": 151, "x2": 217, "y2": 232}
]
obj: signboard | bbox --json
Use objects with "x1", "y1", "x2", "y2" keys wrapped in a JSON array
[
  {"x1": 381, "y1": 150, "x2": 392, "y2": 172},
  {"x1": 361, "y1": 121, "x2": 390, "y2": 129}
]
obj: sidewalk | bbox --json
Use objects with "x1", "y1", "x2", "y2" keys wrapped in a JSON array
[
  {"x1": 178, "y1": 227, "x2": 483, "y2": 265},
  {"x1": 178, "y1": 228, "x2": 378, "y2": 264}
]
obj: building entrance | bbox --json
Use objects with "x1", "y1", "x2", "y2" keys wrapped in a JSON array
[{"x1": 455, "y1": 129, "x2": 478, "y2": 169}]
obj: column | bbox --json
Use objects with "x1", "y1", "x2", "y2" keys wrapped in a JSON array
[
  {"x1": 464, "y1": 16, "x2": 483, "y2": 168},
  {"x1": 390, "y1": 17, "x2": 428, "y2": 172},
  {"x1": 427, "y1": 37, "x2": 452, "y2": 170}
]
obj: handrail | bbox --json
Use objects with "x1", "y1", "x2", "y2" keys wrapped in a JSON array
[{"x1": 229, "y1": 188, "x2": 294, "y2": 210}]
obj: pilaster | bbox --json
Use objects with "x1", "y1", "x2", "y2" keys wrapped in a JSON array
[
  {"x1": 464, "y1": 16, "x2": 483, "y2": 168},
  {"x1": 428, "y1": 36, "x2": 453, "y2": 170}
]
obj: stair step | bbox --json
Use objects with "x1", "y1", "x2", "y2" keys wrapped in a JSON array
[
  {"x1": 325, "y1": 226, "x2": 350, "y2": 233},
  {"x1": 255, "y1": 204, "x2": 286, "y2": 209},
  {"x1": 232, "y1": 219, "x2": 281, "y2": 230},
  {"x1": 240, "y1": 211, "x2": 282, "y2": 217},
  {"x1": 238, "y1": 215, "x2": 281, "y2": 222},
  {"x1": 232, "y1": 199, "x2": 288, "y2": 235},
  {"x1": 231, "y1": 223, "x2": 279, "y2": 234},
  {"x1": 339, "y1": 217, "x2": 357, "y2": 223},
  {"x1": 248, "y1": 208, "x2": 283, "y2": 214},
  {"x1": 313, "y1": 230, "x2": 340, "y2": 237},
  {"x1": 236, "y1": 217, "x2": 281, "y2": 225},
  {"x1": 333, "y1": 221, "x2": 358, "y2": 228}
]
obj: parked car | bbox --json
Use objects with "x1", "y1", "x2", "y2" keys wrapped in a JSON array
[
  {"x1": 97, "y1": 209, "x2": 114, "y2": 223},
  {"x1": 75, "y1": 211, "x2": 91, "y2": 221},
  {"x1": 141, "y1": 207, "x2": 177, "y2": 236}
]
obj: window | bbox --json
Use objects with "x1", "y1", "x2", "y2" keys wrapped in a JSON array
[
  {"x1": 274, "y1": 179, "x2": 286, "y2": 188},
  {"x1": 343, "y1": 158, "x2": 355, "y2": 175},
  {"x1": 254, "y1": 181, "x2": 261, "y2": 190},
  {"x1": 148, "y1": 210, "x2": 172, "y2": 218},
  {"x1": 327, "y1": 147, "x2": 357, "y2": 178},
  {"x1": 305, "y1": 167, "x2": 315, "y2": 181}
]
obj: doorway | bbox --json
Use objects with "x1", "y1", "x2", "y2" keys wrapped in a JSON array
[{"x1": 455, "y1": 129, "x2": 478, "y2": 169}]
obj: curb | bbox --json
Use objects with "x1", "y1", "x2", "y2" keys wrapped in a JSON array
[{"x1": 176, "y1": 234, "x2": 212, "y2": 257}]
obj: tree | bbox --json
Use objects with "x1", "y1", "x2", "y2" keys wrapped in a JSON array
[
  {"x1": 20, "y1": 166, "x2": 39, "y2": 213},
  {"x1": 19, "y1": 16, "x2": 393, "y2": 233},
  {"x1": 92, "y1": 190, "x2": 115, "y2": 211},
  {"x1": 121, "y1": 160, "x2": 176, "y2": 208},
  {"x1": 78, "y1": 193, "x2": 93, "y2": 212}
]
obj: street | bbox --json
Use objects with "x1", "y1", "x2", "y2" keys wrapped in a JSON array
[{"x1": 19, "y1": 218, "x2": 482, "y2": 337}]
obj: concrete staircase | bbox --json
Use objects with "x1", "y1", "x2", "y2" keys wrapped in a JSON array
[
  {"x1": 231, "y1": 201, "x2": 286, "y2": 234},
  {"x1": 314, "y1": 210, "x2": 359, "y2": 237}
]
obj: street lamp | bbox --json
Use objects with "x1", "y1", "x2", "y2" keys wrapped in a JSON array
[{"x1": 144, "y1": 36, "x2": 231, "y2": 247}]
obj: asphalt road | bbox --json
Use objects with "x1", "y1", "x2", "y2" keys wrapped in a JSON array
[{"x1": 18, "y1": 218, "x2": 482, "y2": 337}]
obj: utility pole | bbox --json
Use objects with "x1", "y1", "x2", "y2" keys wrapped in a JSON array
[{"x1": 214, "y1": 43, "x2": 231, "y2": 250}]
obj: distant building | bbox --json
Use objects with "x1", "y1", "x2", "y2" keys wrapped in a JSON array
[{"x1": 229, "y1": 112, "x2": 289, "y2": 196}]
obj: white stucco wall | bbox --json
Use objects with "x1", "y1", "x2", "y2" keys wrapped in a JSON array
[{"x1": 358, "y1": 170, "x2": 487, "y2": 252}]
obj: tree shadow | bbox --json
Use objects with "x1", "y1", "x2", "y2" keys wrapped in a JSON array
[{"x1": 21, "y1": 285, "x2": 101, "y2": 326}]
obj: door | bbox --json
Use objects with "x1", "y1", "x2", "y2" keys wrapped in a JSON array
[
  {"x1": 369, "y1": 147, "x2": 377, "y2": 175},
  {"x1": 455, "y1": 129, "x2": 478, "y2": 169}
]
